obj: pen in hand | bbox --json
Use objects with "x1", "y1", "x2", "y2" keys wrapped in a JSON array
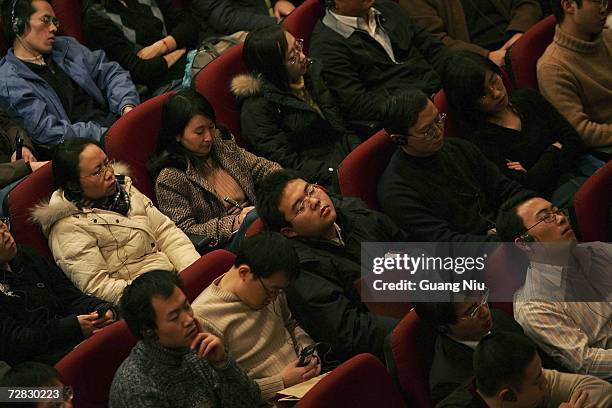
[{"x1": 224, "y1": 197, "x2": 243, "y2": 210}]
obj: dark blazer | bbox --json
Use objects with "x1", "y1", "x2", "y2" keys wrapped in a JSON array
[
  {"x1": 309, "y1": 0, "x2": 449, "y2": 129},
  {"x1": 0, "y1": 110, "x2": 34, "y2": 188}
]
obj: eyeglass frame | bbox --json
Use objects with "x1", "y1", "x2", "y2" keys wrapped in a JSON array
[
  {"x1": 34, "y1": 14, "x2": 61, "y2": 29},
  {"x1": 0, "y1": 217, "x2": 10, "y2": 232},
  {"x1": 81, "y1": 159, "x2": 115, "y2": 179},
  {"x1": 287, "y1": 38, "x2": 304, "y2": 65},
  {"x1": 459, "y1": 287, "x2": 490, "y2": 320},
  {"x1": 522, "y1": 207, "x2": 568, "y2": 235},
  {"x1": 288, "y1": 183, "x2": 319, "y2": 223},
  {"x1": 258, "y1": 278, "x2": 286, "y2": 298},
  {"x1": 479, "y1": 73, "x2": 505, "y2": 101},
  {"x1": 585, "y1": 0, "x2": 609, "y2": 8},
  {"x1": 408, "y1": 112, "x2": 446, "y2": 141},
  {"x1": 48, "y1": 386, "x2": 74, "y2": 408}
]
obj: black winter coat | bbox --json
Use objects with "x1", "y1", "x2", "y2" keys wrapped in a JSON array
[{"x1": 0, "y1": 245, "x2": 111, "y2": 366}]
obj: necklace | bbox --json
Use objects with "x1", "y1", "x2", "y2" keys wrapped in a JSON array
[{"x1": 17, "y1": 54, "x2": 46, "y2": 65}]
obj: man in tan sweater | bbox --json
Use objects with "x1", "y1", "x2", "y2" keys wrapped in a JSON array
[
  {"x1": 537, "y1": 0, "x2": 611, "y2": 157},
  {"x1": 191, "y1": 232, "x2": 321, "y2": 402}
]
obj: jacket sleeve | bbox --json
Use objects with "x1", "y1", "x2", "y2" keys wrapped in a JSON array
[
  {"x1": 159, "y1": 0, "x2": 199, "y2": 48},
  {"x1": 537, "y1": 61, "x2": 611, "y2": 148},
  {"x1": 139, "y1": 187, "x2": 200, "y2": 271},
  {"x1": 410, "y1": 19, "x2": 452, "y2": 73},
  {"x1": 398, "y1": 0, "x2": 489, "y2": 56},
  {"x1": 0, "y1": 110, "x2": 34, "y2": 151},
  {"x1": 204, "y1": 0, "x2": 276, "y2": 34},
  {"x1": 155, "y1": 168, "x2": 238, "y2": 246},
  {"x1": 210, "y1": 358, "x2": 263, "y2": 407},
  {"x1": 506, "y1": 0, "x2": 542, "y2": 33},
  {"x1": 0, "y1": 160, "x2": 31, "y2": 188},
  {"x1": 234, "y1": 140, "x2": 282, "y2": 187},
  {"x1": 240, "y1": 98, "x2": 332, "y2": 184},
  {"x1": 83, "y1": 9, "x2": 169, "y2": 85}
]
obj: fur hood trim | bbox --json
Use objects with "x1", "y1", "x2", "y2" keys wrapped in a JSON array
[{"x1": 231, "y1": 74, "x2": 262, "y2": 98}]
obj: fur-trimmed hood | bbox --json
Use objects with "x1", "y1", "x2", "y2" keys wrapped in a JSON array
[
  {"x1": 230, "y1": 74, "x2": 263, "y2": 99},
  {"x1": 30, "y1": 162, "x2": 132, "y2": 237}
]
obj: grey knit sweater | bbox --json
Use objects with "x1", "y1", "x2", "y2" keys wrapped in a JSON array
[{"x1": 109, "y1": 339, "x2": 262, "y2": 407}]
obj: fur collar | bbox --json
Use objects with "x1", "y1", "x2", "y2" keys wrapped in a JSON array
[{"x1": 231, "y1": 74, "x2": 262, "y2": 98}]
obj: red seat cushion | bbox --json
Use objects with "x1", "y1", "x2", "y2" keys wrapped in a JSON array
[
  {"x1": 574, "y1": 161, "x2": 612, "y2": 242},
  {"x1": 52, "y1": 0, "x2": 86, "y2": 44},
  {"x1": 181, "y1": 249, "x2": 235, "y2": 301}
]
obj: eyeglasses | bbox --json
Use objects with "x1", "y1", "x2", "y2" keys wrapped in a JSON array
[
  {"x1": 289, "y1": 183, "x2": 318, "y2": 222},
  {"x1": 287, "y1": 38, "x2": 304, "y2": 65},
  {"x1": 410, "y1": 112, "x2": 446, "y2": 140},
  {"x1": 82, "y1": 159, "x2": 115, "y2": 179},
  {"x1": 258, "y1": 278, "x2": 285, "y2": 298},
  {"x1": 586, "y1": 0, "x2": 609, "y2": 8},
  {"x1": 523, "y1": 207, "x2": 568, "y2": 235},
  {"x1": 460, "y1": 288, "x2": 489, "y2": 320},
  {"x1": 38, "y1": 14, "x2": 61, "y2": 29},
  {"x1": 480, "y1": 74, "x2": 504, "y2": 100}
]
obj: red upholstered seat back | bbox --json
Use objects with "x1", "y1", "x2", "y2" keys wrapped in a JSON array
[
  {"x1": 298, "y1": 353, "x2": 406, "y2": 408},
  {"x1": 181, "y1": 249, "x2": 235, "y2": 301},
  {"x1": 283, "y1": 0, "x2": 325, "y2": 54},
  {"x1": 52, "y1": 0, "x2": 86, "y2": 44},
  {"x1": 507, "y1": 15, "x2": 556, "y2": 89},
  {"x1": 574, "y1": 161, "x2": 612, "y2": 242},
  {"x1": 7, "y1": 162, "x2": 55, "y2": 261},
  {"x1": 194, "y1": 44, "x2": 247, "y2": 145},
  {"x1": 338, "y1": 129, "x2": 396, "y2": 211},
  {"x1": 389, "y1": 309, "x2": 436, "y2": 408},
  {"x1": 105, "y1": 92, "x2": 174, "y2": 204},
  {"x1": 55, "y1": 321, "x2": 138, "y2": 408},
  {"x1": 485, "y1": 243, "x2": 529, "y2": 315}
]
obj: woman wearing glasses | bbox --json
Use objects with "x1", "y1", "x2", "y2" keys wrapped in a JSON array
[
  {"x1": 231, "y1": 25, "x2": 360, "y2": 192},
  {"x1": 149, "y1": 89, "x2": 280, "y2": 251},
  {"x1": 443, "y1": 51, "x2": 603, "y2": 207},
  {"x1": 31, "y1": 139, "x2": 200, "y2": 304}
]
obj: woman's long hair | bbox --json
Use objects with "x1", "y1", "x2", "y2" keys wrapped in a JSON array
[{"x1": 243, "y1": 25, "x2": 291, "y2": 92}]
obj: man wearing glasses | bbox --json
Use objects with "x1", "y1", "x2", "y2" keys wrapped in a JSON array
[
  {"x1": 0, "y1": 0, "x2": 139, "y2": 150},
  {"x1": 496, "y1": 193, "x2": 612, "y2": 381},
  {"x1": 378, "y1": 89, "x2": 525, "y2": 243},
  {"x1": 256, "y1": 169, "x2": 410, "y2": 363},
  {"x1": 538, "y1": 0, "x2": 611, "y2": 159}
]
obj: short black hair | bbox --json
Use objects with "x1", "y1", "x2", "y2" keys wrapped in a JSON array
[
  {"x1": 550, "y1": 0, "x2": 580, "y2": 23},
  {"x1": 1, "y1": 0, "x2": 37, "y2": 44},
  {"x1": 243, "y1": 25, "x2": 291, "y2": 92},
  {"x1": 413, "y1": 302, "x2": 458, "y2": 332},
  {"x1": 120, "y1": 270, "x2": 183, "y2": 339},
  {"x1": 443, "y1": 51, "x2": 503, "y2": 132},
  {"x1": 0, "y1": 362, "x2": 60, "y2": 397},
  {"x1": 381, "y1": 89, "x2": 429, "y2": 136},
  {"x1": 234, "y1": 232, "x2": 300, "y2": 280},
  {"x1": 474, "y1": 332, "x2": 538, "y2": 397},
  {"x1": 255, "y1": 169, "x2": 303, "y2": 232},
  {"x1": 496, "y1": 191, "x2": 540, "y2": 242},
  {"x1": 52, "y1": 138, "x2": 104, "y2": 194}
]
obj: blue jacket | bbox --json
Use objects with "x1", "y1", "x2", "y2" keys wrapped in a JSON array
[{"x1": 0, "y1": 36, "x2": 139, "y2": 145}]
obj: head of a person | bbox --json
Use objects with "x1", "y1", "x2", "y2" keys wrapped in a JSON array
[
  {"x1": 413, "y1": 290, "x2": 492, "y2": 342},
  {"x1": 0, "y1": 218, "x2": 17, "y2": 264},
  {"x1": 232, "y1": 232, "x2": 300, "y2": 309},
  {"x1": 243, "y1": 25, "x2": 308, "y2": 88},
  {"x1": 52, "y1": 139, "x2": 117, "y2": 201},
  {"x1": 1, "y1": 0, "x2": 59, "y2": 53},
  {"x1": 322, "y1": 0, "x2": 374, "y2": 17},
  {"x1": 551, "y1": 0, "x2": 608, "y2": 38},
  {"x1": 159, "y1": 89, "x2": 217, "y2": 159},
  {"x1": 443, "y1": 52, "x2": 508, "y2": 124},
  {"x1": 382, "y1": 89, "x2": 445, "y2": 157},
  {"x1": 475, "y1": 333, "x2": 547, "y2": 408},
  {"x1": 496, "y1": 193, "x2": 576, "y2": 246},
  {"x1": 0, "y1": 362, "x2": 73, "y2": 407},
  {"x1": 256, "y1": 170, "x2": 337, "y2": 239},
  {"x1": 120, "y1": 270, "x2": 198, "y2": 349}
]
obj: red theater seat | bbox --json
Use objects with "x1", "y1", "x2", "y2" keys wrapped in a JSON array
[
  {"x1": 484, "y1": 244, "x2": 529, "y2": 316},
  {"x1": 283, "y1": 0, "x2": 325, "y2": 53},
  {"x1": 52, "y1": 0, "x2": 86, "y2": 44},
  {"x1": 574, "y1": 161, "x2": 612, "y2": 242},
  {"x1": 338, "y1": 129, "x2": 395, "y2": 211},
  {"x1": 298, "y1": 353, "x2": 406, "y2": 408},
  {"x1": 181, "y1": 249, "x2": 235, "y2": 301}
]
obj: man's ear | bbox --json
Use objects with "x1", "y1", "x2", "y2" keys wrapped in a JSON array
[
  {"x1": 514, "y1": 235, "x2": 533, "y2": 252},
  {"x1": 280, "y1": 226, "x2": 297, "y2": 238},
  {"x1": 237, "y1": 264, "x2": 252, "y2": 280},
  {"x1": 175, "y1": 133, "x2": 182, "y2": 143},
  {"x1": 499, "y1": 388, "x2": 517, "y2": 402},
  {"x1": 561, "y1": 0, "x2": 575, "y2": 14}
]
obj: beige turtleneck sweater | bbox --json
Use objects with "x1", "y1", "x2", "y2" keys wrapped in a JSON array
[
  {"x1": 191, "y1": 274, "x2": 314, "y2": 401},
  {"x1": 537, "y1": 26, "x2": 611, "y2": 149}
]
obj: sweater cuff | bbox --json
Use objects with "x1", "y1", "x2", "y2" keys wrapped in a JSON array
[{"x1": 256, "y1": 374, "x2": 285, "y2": 401}]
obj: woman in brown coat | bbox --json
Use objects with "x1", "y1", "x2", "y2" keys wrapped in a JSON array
[{"x1": 150, "y1": 89, "x2": 280, "y2": 250}]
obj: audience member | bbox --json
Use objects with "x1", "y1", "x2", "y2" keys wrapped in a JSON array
[
  {"x1": 192, "y1": 232, "x2": 321, "y2": 401},
  {"x1": 538, "y1": 0, "x2": 611, "y2": 157},
  {"x1": 0, "y1": 362, "x2": 74, "y2": 407},
  {"x1": 378, "y1": 89, "x2": 524, "y2": 242},
  {"x1": 232, "y1": 25, "x2": 359, "y2": 190},
  {"x1": 83, "y1": 0, "x2": 199, "y2": 96},
  {"x1": 0, "y1": 110, "x2": 47, "y2": 189},
  {"x1": 414, "y1": 295, "x2": 525, "y2": 403},
  {"x1": 496, "y1": 193, "x2": 612, "y2": 381},
  {"x1": 0, "y1": 219, "x2": 116, "y2": 366},
  {"x1": 150, "y1": 89, "x2": 280, "y2": 251},
  {"x1": 31, "y1": 139, "x2": 200, "y2": 303},
  {"x1": 399, "y1": 0, "x2": 541, "y2": 65},
  {"x1": 256, "y1": 169, "x2": 410, "y2": 362},
  {"x1": 439, "y1": 332, "x2": 612, "y2": 407},
  {"x1": 309, "y1": 0, "x2": 449, "y2": 133},
  {"x1": 0, "y1": 0, "x2": 139, "y2": 147},
  {"x1": 110, "y1": 270, "x2": 261, "y2": 407},
  {"x1": 443, "y1": 51, "x2": 602, "y2": 207}
]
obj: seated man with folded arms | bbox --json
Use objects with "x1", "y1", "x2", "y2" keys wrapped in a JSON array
[
  {"x1": 377, "y1": 89, "x2": 525, "y2": 243},
  {"x1": 537, "y1": 0, "x2": 611, "y2": 158},
  {"x1": 111, "y1": 270, "x2": 261, "y2": 408},
  {"x1": 0, "y1": 0, "x2": 139, "y2": 148},
  {"x1": 256, "y1": 169, "x2": 411, "y2": 362},
  {"x1": 496, "y1": 192, "x2": 612, "y2": 381},
  {"x1": 192, "y1": 232, "x2": 321, "y2": 402},
  {"x1": 438, "y1": 332, "x2": 612, "y2": 408}
]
